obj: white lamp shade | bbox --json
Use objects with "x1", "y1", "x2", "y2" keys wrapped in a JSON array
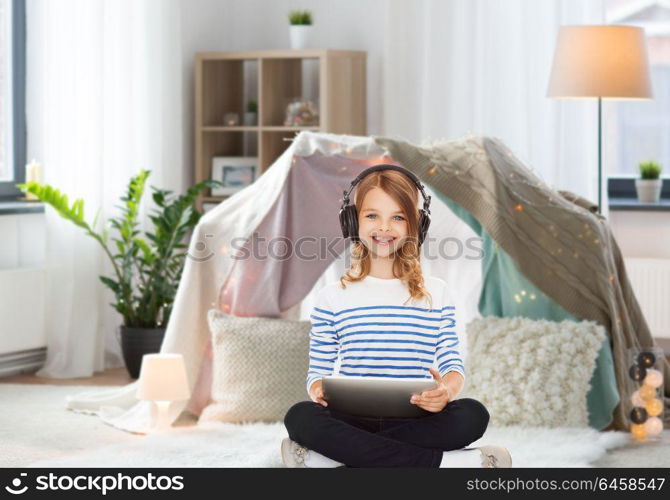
[
  {"x1": 547, "y1": 25, "x2": 652, "y2": 99},
  {"x1": 135, "y1": 353, "x2": 191, "y2": 401}
]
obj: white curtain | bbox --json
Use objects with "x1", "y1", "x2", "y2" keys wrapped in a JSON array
[
  {"x1": 383, "y1": 0, "x2": 605, "y2": 205},
  {"x1": 26, "y1": 0, "x2": 185, "y2": 377}
]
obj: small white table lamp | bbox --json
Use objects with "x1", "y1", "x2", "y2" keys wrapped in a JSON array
[
  {"x1": 547, "y1": 25, "x2": 653, "y2": 214},
  {"x1": 136, "y1": 353, "x2": 191, "y2": 432}
]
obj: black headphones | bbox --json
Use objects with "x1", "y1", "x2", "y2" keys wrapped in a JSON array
[{"x1": 338, "y1": 164, "x2": 432, "y2": 247}]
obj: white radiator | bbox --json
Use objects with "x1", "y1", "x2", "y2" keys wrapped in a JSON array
[{"x1": 624, "y1": 258, "x2": 670, "y2": 339}]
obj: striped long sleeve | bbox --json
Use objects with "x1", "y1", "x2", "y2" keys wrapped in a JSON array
[
  {"x1": 303, "y1": 276, "x2": 465, "y2": 393},
  {"x1": 435, "y1": 293, "x2": 465, "y2": 380},
  {"x1": 305, "y1": 290, "x2": 340, "y2": 394}
]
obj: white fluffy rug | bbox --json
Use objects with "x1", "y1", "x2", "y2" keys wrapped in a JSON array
[
  {"x1": 0, "y1": 383, "x2": 642, "y2": 468},
  {"x1": 28, "y1": 420, "x2": 629, "y2": 468}
]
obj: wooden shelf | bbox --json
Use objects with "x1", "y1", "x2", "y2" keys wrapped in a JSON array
[
  {"x1": 200, "y1": 125, "x2": 321, "y2": 132},
  {"x1": 194, "y1": 49, "x2": 367, "y2": 211},
  {"x1": 261, "y1": 126, "x2": 321, "y2": 132},
  {"x1": 201, "y1": 126, "x2": 260, "y2": 132},
  {"x1": 196, "y1": 49, "x2": 362, "y2": 60}
]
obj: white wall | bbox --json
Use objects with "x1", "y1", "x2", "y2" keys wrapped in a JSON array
[
  {"x1": 610, "y1": 211, "x2": 670, "y2": 260},
  {"x1": 610, "y1": 210, "x2": 670, "y2": 340},
  {"x1": 0, "y1": 214, "x2": 47, "y2": 355},
  {"x1": 180, "y1": 0, "x2": 231, "y2": 187}
]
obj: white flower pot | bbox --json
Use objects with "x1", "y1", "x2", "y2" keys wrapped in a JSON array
[
  {"x1": 243, "y1": 112, "x2": 257, "y2": 126},
  {"x1": 635, "y1": 179, "x2": 663, "y2": 203},
  {"x1": 289, "y1": 25, "x2": 313, "y2": 50}
]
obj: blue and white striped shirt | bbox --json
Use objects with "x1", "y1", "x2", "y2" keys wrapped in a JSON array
[{"x1": 306, "y1": 275, "x2": 465, "y2": 394}]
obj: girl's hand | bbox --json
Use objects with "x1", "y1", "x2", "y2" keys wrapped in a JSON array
[
  {"x1": 410, "y1": 367, "x2": 452, "y2": 413},
  {"x1": 308, "y1": 380, "x2": 328, "y2": 407}
]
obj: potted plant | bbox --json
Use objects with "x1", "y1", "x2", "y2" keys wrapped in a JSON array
[
  {"x1": 635, "y1": 160, "x2": 663, "y2": 203},
  {"x1": 244, "y1": 99, "x2": 258, "y2": 126},
  {"x1": 288, "y1": 9, "x2": 313, "y2": 50},
  {"x1": 17, "y1": 170, "x2": 221, "y2": 378}
]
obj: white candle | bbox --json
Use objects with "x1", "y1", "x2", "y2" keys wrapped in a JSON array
[
  {"x1": 26, "y1": 159, "x2": 43, "y2": 183},
  {"x1": 24, "y1": 159, "x2": 42, "y2": 201}
]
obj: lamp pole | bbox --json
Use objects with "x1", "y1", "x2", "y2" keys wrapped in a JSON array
[{"x1": 598, "y1": 96, "x2": 602, "y2": 215}]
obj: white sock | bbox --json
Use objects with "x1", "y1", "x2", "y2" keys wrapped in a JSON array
[
  {"x1": 304, "y1": 449, "x2": 345, "y2": 468},
  {"x1": 439, "y1": 448, "x2": 482, "y2": 468}
]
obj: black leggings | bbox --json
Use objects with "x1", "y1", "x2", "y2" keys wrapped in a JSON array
[{"x1": 283, "y1": 397, "x2": 490, "y2": 467}]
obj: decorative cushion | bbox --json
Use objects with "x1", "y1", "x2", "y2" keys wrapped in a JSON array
[
  {"x1": 199, "y1": 309, "x2": 311, "y2": 423},
  {"x1": 460, "y1": 316, "x2": 606, "y2": 427}
]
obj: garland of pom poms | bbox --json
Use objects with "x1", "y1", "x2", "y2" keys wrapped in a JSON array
[{"x1": 627, "y1": 348, "x2": 664, "y2": 441}]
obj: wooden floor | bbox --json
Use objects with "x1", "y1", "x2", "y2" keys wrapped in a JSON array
[{"x1": 0, "y1": 367, "x2": 133, "y2": 386}]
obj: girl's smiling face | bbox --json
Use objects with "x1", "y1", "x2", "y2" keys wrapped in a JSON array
[{"x1": 358, "y1": 187, "x2": 409, "y2": 258}]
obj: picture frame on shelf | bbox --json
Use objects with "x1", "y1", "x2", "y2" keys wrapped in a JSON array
[{"x1": 211, "y1": 157, "x2": 259, "y2": 196}]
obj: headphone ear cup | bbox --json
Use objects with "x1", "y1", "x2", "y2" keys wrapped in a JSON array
[
  {"x1": 346, "y1": 205, "x2": 359, "y2": 241},
  {"x1": 418, "y1": 211, "x2": 431, "y2": 246},
  {"x1": 339, "y1": 207, "x2": 349, "y2": 238},
  {"x1": 339, "y1": 204, "x2": 359, "y2": 240}
]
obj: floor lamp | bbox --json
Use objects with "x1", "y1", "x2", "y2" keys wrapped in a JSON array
[{"x1": 546, "y1": 25, "x2": 653, "y2": 215}]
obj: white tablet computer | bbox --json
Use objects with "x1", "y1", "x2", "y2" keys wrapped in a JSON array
[{"x1": 322, "y1": 375, "x2": 438, "y2": 418}]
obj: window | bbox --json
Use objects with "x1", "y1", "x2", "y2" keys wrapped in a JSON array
[
  {"x1": 605, "y1": 0, "x2": 670, "y2": 176},
  {"x1": 0, "y1": 0, "x2": 25, "y2": 197}
]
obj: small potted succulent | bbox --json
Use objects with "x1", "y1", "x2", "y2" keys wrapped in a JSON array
[
  {"x1": 288, "y1": 9, "x2": 313, "y2": 50},
  {"x1": 635, "y1": 160, "x2": 663, "y2": 203},
  {"x1": 244, "y1": 99, "x2": 258, "y2": 126}
]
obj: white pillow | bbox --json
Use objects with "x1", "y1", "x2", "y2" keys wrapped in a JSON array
[
  {"x1": 199, "y1": 309, "x2": 311, "y2": 423},
  {"x1": 460, "y1": 316, "x2": 606, "y2": 427}
]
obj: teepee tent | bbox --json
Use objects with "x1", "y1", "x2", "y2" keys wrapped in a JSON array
[{"x1": 65, "y1": 131, "x2": 668, "y2": 433}]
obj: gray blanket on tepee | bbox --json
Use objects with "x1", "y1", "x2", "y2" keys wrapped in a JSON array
[{"x1": 374, "y1": 134, "x2": 669, "y2": 431}]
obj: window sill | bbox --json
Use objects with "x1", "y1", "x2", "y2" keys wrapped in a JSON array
[
  {"x1": 608, "y1": 177, "x2": 670, "y2": 212},
  {"x1": 609, "y1": 197, "x2": 670, "y2": 212},
  {"x1": 0, "y1": 196, "x2": 45, "y2": 216}
]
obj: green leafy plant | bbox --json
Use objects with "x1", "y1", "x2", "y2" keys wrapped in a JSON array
[
  {"x1": 246, "y1": 99, "x2": 258, "y2": 113},
  {"x1": 638, "y1": 160, "x2": 662, "y2": 180},
  {"x1": 288, "y1": 9, "x2": 313, "y2": 25},
  {"x1": 17, "y1": 171, "x2": 221, "y2": 328}
]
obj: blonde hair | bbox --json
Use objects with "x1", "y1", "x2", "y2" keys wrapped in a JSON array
[{"x1": 339, "y1": 168, "x2": 432, "y2": 309}]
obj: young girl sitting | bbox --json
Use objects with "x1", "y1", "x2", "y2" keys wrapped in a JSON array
[{"x1": 282, "y1": 164, "x2": 511, "y2": 468}]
